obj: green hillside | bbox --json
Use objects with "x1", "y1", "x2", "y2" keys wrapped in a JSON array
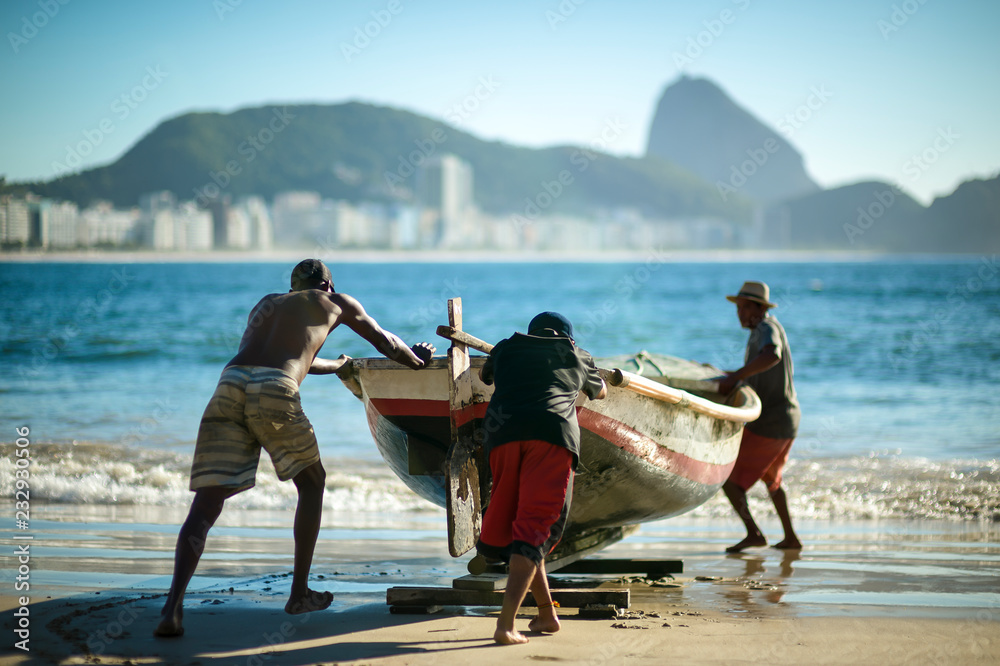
[{"x1": 8, "y1": 102, "x2": 752, "y2": 223}]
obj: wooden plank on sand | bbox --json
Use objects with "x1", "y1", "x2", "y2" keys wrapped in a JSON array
[{"x1": 453, "y1": 573, "x2": 508, "y2": 591}]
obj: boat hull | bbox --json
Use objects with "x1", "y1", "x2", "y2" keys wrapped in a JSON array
[{"x1": 341, "y1": 352, "x2": 746, "y2": 535}]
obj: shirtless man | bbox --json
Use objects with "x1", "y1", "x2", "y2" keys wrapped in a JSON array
[{"x1": 154, "y1": 259, "x2": 435, "y2": 637}]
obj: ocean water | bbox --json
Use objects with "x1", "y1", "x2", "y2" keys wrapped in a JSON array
[{"x1": 1, "y1": 257, "x2": 998, "y2": 521}]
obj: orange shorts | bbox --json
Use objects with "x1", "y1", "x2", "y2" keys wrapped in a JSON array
[
  {"x1": 728, "y1": 429, "x2": 794, "y2": 493},
  {"x1": 477, "y1": 440, "x2": 573, "y2": 564}
]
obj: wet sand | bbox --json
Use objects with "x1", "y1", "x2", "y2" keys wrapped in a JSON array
[{"x1": 2, "y1": 504, "x2": 998, "y2": 665}]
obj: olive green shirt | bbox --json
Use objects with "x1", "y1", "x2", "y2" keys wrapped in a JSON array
[{"x1": 745, "y1": 314, "x2": 800, "y2": 439}]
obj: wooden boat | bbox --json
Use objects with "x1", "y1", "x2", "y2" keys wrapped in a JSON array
[{"x1": 337, "y1": 301, "x2": 760, "y2": 561}]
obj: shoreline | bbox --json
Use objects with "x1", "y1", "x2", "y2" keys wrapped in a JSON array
[
  {"x1": 3, "y1": 505, "x2": 998, "y2": 664},
  {"x1": 0, "y1": 248, "x2": 986, "y2": 264}
]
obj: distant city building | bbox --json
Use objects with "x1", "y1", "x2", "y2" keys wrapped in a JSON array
[
  {"x1": 79, "y1": 202, "x2": 139, "y2": 247},
  {"x1": 140, "y1": 191, "x2": 176, "y2": 214},
  {"x1": 135, "y1": 191, "x2": 215, "y2": 250},
  {"x1": 271, "y1": 191, "x2": 324, "y2": 247},
  {"x1": 1, "y1": 186, "x2": 752, "y2": 254},
  {"x1": 42, "y1": 200, "x2": 80, "y2": 248},
  {"x1": 417, "y1": 154, "x2": 475, "y2": 248},
  {"x1": 174, "y1": 202, "x2": 213, "y2": 251},
  {"x1": 205, "y1": 197, "x2": 230, "y2": 249},
  {"x1": 1, "y1": 196, "x2": 32, "y2": 247},
  {"x1": 239, "y1": 196, "x2": 273, "y2": 250}
]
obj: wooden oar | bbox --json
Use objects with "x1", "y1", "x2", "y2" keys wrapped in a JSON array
[
  {"x1": 435, "y1": 325, "x2": 761, "y2": 424},
  {"x1": 437, "y1": 325, "x2": 494, "y2": 354},
  {"x1": 606, "y1": 368, "x2": 760, "y2": 423}
]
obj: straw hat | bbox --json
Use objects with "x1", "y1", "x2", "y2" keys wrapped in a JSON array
[{"x1": 726, "y1": 281, "x2": 777, "y2": 308}]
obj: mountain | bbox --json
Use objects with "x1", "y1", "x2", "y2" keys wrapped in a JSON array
[
  {"x1": 6, "y1": 102, "x2": 752, "y2": 223},
  {"x1": 763, "y1": 175, "x2": 1000, "y2": 252},
  {"x1": 762, "y1": 181, "x2": 926, "y2": 250},
  {"x1": 646, "y1": 76, "x2": 820, "y2": 204},
  {"x1": 923, "y1": 174, "x2": 1000, "y2": 252}
]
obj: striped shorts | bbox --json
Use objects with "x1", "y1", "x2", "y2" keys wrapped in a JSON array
[{"x1": 190, "y1": 365, "x2": 321, "y2": 493}]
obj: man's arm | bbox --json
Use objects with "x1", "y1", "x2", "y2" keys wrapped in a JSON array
[
  {"x1": 594, "y1": 379, "x2": 608, "y2": 400},
  {"x1": 308, "y1": 354, "x2": 352, "y2": 376},
  {"x1": 579, "y1": 350, "x2": 608, "y2": 400},
  {"x1": 334, "y1": 293, "x2": 435, "y2": 369},
  {"x1": 718, "y1": 344, "x2": 779, "y2": 394}
]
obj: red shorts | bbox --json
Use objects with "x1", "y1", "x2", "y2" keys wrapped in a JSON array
[
  {"x1": 478, "y1": 440, "x2": 573, "y2": 564},
  {"x1": 728, "y1": 429, "x2": 794, "y2": 493}
]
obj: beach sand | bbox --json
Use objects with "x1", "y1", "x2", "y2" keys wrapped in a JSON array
[{"x1": 3, "y1": 505, "x2": 998, "y2": 665}]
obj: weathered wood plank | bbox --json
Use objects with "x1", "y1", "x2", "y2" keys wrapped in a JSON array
[
  {"x1": 452, "y1": 573, "x2": 508, "y2": 591},
  {"x1": 445, "y1": 298, "x2": 482, "y2": 558}
]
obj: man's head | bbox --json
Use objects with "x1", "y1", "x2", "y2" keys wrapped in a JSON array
[
  {"x1": 528, "y1": 311, "x2": 574, "y2": 341},
  {"x1": 726, "y1": 281, "x2": 775, "y2": 329},
  {"x1": 290, "y1": 259, "x2": 333, "y2": 292}
]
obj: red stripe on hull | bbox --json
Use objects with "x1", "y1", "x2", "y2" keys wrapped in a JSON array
[
  {"x1": 368, "y1": 397, "x2": 488, "y2": 427},
  {"x1": 366, "y1": 397, "x2": 733, "y2": 486},
  {"x1": 578, "y1": 408, "x2": 734, "y2": 486}
]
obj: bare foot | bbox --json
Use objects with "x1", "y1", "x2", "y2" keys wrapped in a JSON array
[
  {"x1": 726, "y1": 534, "x2": 767, "y2": 553},
  {"x1": 285, "y1": 588, "x2": 333, "y2": 615},
  {"x1": 494, "y1": 627, "x2": 529, "y2": 645},
  {"x1": 774, "y1": 537, "x2": 802, "y2": 550},
  {"x1": 528, "y1": 615, "x2": 560, "y2": 634},
  {"x1": 153, "y1": 607, "x2": 184, "y2": 638}
]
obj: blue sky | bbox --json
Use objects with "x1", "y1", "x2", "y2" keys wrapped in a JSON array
[{"x1": 2, "y1": 0, "x2": 998, "y2": 204}]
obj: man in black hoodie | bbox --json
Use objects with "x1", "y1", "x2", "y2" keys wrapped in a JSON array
[{"x1": 475, "y1": 311, "x2": 607, "y2": 645}]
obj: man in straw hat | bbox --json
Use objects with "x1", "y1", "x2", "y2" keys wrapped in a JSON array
[{"x1": 718, "y1": 281, "x2": 802, "y2": 552}]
